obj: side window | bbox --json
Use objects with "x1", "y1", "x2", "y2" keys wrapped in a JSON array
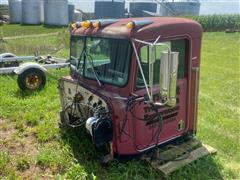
[
  {"x1": 140, "y1": 46, "x2": 149, "y2": 63},
  {"x1": 136, "y1": 39, "x2": 187, "y2": 88},
  {"x1": 171, "y1": 39, "x2": 186, "y2": 79},
  {"x1": 136, "y1": 43, "x2": 169, "y2": 88}
]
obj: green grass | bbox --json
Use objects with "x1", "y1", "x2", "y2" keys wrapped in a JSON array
[
  {"x1": 0, "y1": 25, "x2": 239, "y2": 179},
  {"x1": 36, "y1": 142, "x2": 73, "y2": 173},
  {"x1": 0, "y1": 151, "x2": 10, "y2": 175},
  {"x1": 0, "y1": 25, "x2": 69, "y2": 56},
  {"x1": 0, "y1": 24, "x2": 66, "y2": 37}
]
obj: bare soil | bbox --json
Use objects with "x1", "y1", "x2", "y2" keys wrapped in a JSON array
[{"x1": 0, "y1": 119, "x2": 52, "y2": 179}]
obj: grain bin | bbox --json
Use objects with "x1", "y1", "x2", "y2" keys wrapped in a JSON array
[
  {"x1": 8, "y1": 0, "x2": 22, "y2": 23},
  {"x1": 160, "y1": 0, "x2": 201, "y2": 16},
  {"x1": 94, "y1": 0, "x2": 125, "y2": 19},
  {"x1": 44, "y1": 0, "x2": 69, "y2": 26},
  {"x1": 129, "y1": 2, "x2": 157, "y2": 17},
  {"x1": 68, "y1": 4, "x2": 75, "y2": 22},
  {"x1": 22, "y1": 0, "x2": 44, "y2": 24}
]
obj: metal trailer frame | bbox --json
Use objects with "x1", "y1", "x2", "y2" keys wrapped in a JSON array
[{"x1": 0, "y1": 53, "x2": 70, "y2": 74}]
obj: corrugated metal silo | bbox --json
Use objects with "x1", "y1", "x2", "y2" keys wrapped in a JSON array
[
  {"x1": 68, "y1": 4, "x2": 75, "y2": 22},
  {"x1": 129, "y1": 2, "x2": 157, "y2": 17},
  {"x1": 44, "y1": 0, "x2": 69, "y2": 26},
  {"x1": 22, "y1": 0, "x2": 44, "y2": 24},
  {"x1": 94, "y1": 0, "x2": 125, "y2": 19},
  {"x1": 160, "y1": 0, "x2": 200, "y2": 16},
  {"x1": 8, "y1": 0, "x2": 22, "y2": 23}
]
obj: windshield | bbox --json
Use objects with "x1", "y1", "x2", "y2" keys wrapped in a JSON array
[{"x1": 70, "y1": 36, "x2": 132, "y2": 86}]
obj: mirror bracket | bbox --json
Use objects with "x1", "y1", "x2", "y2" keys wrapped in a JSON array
[{"x1": 132, "y1": 37, "x2": 179, "y2": 107}]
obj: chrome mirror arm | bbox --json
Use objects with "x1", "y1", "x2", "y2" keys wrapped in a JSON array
[
  {"x1": 132, "y1": 41, "x2": 152, "y2": 101},
  {"x1": 132, "y1": 36, "x2": 171, "y2": 105}
]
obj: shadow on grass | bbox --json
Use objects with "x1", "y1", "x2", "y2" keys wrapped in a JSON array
[
  {"x1": 59, "y1": 125, "x2": 118, "y2": 179},
  {"x1": 59, "y1": 125, "x2": 104, "y2": 163},
  {"x1": 14, "y1": 87, "x2": 45, "y2": 99},
  {"x1": 59, "y1": 125, "x2": 223, "y2": 179}
]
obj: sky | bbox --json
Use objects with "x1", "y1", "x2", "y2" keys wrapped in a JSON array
[{"x1": 1, "y1": 0, "x2": 239, "y2": 15}]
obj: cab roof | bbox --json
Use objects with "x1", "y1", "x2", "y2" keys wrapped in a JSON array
[{"x1": 71, "y1": 17, "x2": 202, "y2": 41}]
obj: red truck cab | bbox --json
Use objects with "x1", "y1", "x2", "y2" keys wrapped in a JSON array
[{"x1": 59, "y1": 17, "x2": 202, "y2": 157}]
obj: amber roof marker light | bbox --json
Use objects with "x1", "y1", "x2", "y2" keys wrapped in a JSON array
[
  {"x1": 71, "y1": 19, "x2": 118, "y2": 30},
  {"x1": 70, "y1": 21, "x2": 83, "y2": 30},
  {"x1": 127, "y1": 19, "x2": 154, "y2": 29},
  {"x1": 93, "y1": 21, "x2": 101, "y2": 28},
  {"x1": 81, "y1": 20, "x2": 92, "y2": 28},
  {"x1": 127, "y1": 21, "x2": 135, "y2": 29},
  {"x1": 70, "y1": 22, "x2": 77, "y2": 30},
  {"x1": 93, "y1": 19, "x2": 119, "y2": 28}
]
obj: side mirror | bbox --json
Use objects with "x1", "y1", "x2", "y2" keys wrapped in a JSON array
[{"x1": 159, "y1": 52, "x2": 179, "y2": 107}]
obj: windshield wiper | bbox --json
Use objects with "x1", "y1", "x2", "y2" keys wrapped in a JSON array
[{"x1": 83, "y1": 51, "x2": 102, "y2": 87}]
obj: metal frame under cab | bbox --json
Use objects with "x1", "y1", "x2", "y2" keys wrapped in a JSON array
[{"x1": 0, "y1": 53, "x2": 69, "y2": 74}]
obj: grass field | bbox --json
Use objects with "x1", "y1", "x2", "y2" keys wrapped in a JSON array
[
  {"x1": 0, "y1": 25, "x2": 239, "y2": 179},
  {"x1": 0, "y1": 24, "x2": 67, "y2": 37}
]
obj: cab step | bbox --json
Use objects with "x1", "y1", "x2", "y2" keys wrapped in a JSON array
[{"x1": 141, "y1": 138, "x2": 217, "y2": 176}]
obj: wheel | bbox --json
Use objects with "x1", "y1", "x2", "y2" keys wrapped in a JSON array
[{"x1": 17, "y1": 68, "x2": 46, "y2": 91}]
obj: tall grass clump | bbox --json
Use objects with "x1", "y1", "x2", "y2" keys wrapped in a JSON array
[{"x1": 186, "y1": 14, "x2": 240, "y2": 32}]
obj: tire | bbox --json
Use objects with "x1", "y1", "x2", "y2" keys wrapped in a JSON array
[{"x1": 17, "y1": 68, "x2": 46, "y2": 91}]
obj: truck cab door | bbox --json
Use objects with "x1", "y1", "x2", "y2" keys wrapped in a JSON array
[{"x1": 132, "y1": 39, "x2": 189, "y2": 151}]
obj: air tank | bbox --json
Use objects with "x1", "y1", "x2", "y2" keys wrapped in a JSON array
[
  {"x1": 95, "y1": 0, "x2": 125, "y2": 19},
  {"x1": 44, "y1": 0, "x2": 69, "y2": 26},
  {"x1": 8, "y1": 0, "x2": 22, "y2": 23},
  {"x1": 160, "y1": 0, "x2": 201, "y2": 16},
  {"x1": 68, "y1": 4, "x2": 75, "y2": 22},
  {"x1": 129, "y1": 2, "x2": 157, "y2": 17},
  {"x1": 22, "y1": 0, "x2": 44, "y2": 24}
]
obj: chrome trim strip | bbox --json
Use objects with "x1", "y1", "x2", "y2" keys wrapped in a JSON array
[
  {"x1": 192, "y1": 67, "x2": 200, "y2": 133},
  {"x1": 137, "y1": 135, "x2": 182, "y2": 152}
]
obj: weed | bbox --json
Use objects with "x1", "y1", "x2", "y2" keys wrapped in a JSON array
[
  {"x1": 65, "y1": 164, "x2": 88, "y2": 180},
  {"x1": 16, "y1": 157, "x2": 30, "y2": 172},
  {"x1": 35, "y1": 117, "x2": 59, "y2": 142},
  {"x1": 36, "y1": 143, "x2": 73, "y2": 174},
  {"x1": 0, "y1": 151, "x2": 10, "y2": 175}
]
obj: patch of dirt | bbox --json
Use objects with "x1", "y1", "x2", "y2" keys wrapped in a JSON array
[
  {"x1": 0, "y1": 119, "x2": 51, "y2": 179},
  {"x1": 0, "y1": 119, "x2": 17, "y2": 149}
]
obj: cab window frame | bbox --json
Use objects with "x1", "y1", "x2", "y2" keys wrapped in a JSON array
[
  {"x1": 135, "y1": 39, "x2": 188, "y2": 89},
  {"x1": 70, "y1": 35, "x2": 134, "y2": 88}
]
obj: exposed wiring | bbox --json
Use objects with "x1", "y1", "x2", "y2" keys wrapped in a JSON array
[
  {"x1": 145, "y1": 104, "x2": 163, "y2": 149},
  {"x1": 119, "y1": 94, "x2": 144, "y2": 137},
  {"x1": 119, "y1": 95, "x2": 165, "y2": 152}
]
